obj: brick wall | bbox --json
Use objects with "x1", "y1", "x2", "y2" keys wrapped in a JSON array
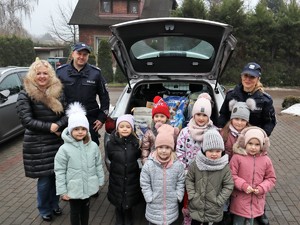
[{"x1": 79, "y1": 25, "x2": 111, "y2": 48}]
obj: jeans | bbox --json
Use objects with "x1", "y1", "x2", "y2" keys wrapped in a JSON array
[
  {"x1": 232, "y1": 214, "x2": 254, "y2": 225},
  {"x1": 37, "y1": 175, "x2": 59, "y2": 216},
  {"x1": 69, "y1": 198, "x2": 90, "y2": 225}
]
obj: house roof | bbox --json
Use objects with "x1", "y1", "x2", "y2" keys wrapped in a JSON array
[{"x1": 69, "y1": 0, "x2": 176, "y2": 26}]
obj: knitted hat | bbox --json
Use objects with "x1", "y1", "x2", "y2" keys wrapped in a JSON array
[
  {"x1": 155, "y1": 124, "x2": 178, "y2": 150},
  {"x1": 229, "y1": 98, "x2": 256, "y2": 122},
  {"x1": 244, "y1": 127, "x2": 269, "y2": 149},
  {"x1": 116, "y1": 114, "x2": 134, "y2": 129},
  {"x1": 192, "y1": 93, "x2": 212, "y2": 118},
  {"x1": 236, "y1": 126, "x2": 270, "y2": 151},
  {"x1": 202, "y1": 129, "x2": 224, "y2": 152},
  {"x1": 152, "y1": 96, "x2": 170, "y2": 119},
  {"x1": 66, "y1": 102, "x2": 89, "y2": 133}
]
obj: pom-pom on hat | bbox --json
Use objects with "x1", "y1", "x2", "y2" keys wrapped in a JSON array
[
  {"x1": 152, "y1": 96, "x2": 170, "y2": 119},
  {"x1": 155, "y1": 124, "x2": 179, "y2": 150},
  {"x1": 66, "y1": 102, "x2": 89, "y2": 134},
  {"x1": 202, "y1": 129, "x2": 224, "y2": 152},
  {"x1": 192, "y1": 93, "x2": 212, "y2": 118},
  {"x1": 116, "y1": 114, "x2": 134, "y2": 129},
  {"x1": 229, "y1": 98, "x2": 256, "y2": 122}
]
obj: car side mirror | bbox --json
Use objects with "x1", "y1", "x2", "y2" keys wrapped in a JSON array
[{"x1": 0, "y1": 90, "x2": 10, "y2": 103}]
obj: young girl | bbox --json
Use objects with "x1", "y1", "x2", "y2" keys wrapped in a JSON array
[
  {"x1": 141, "y1": 96, "x2": 170, "y2": 165},
  {"x1": 54, "y1": 102, "x2": 105, "y2": 225},
  {"x1": 219, "y1": 99, "x2": 256, "y2": 225},
  {"x1": 140, "y1": 124, "x2": 185, "y2": 225},
  {"x1": 176, "y1": 93, "x2": 215, "y2": 224},
  {"x1": 230, "y1": 126, "x2": 276, "y2": 225},
  {"x1": 106, "y1": 114, "x2": 143, "y2": 225},
  {"x1": 186, "y1": 129, "x2": 234, "y2": 225},
  {"x1": 220, "y1": 99, "x2": 256, "y2": 160}
]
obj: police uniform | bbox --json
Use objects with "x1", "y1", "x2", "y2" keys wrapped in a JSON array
[
  {"x1": 218, "y1": 83, "x2": 276, "y2": 136},
  {"x1": 56, "y1": 62, "x2": 110, "y2": 145}
]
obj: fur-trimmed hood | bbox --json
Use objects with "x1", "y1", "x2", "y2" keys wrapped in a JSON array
[
  {"x1": 232, "y1": 126, "x2": 269, "y2": 156},
  {"x1": 24, "y1": 76, "x2": 64, "y2": 114}
]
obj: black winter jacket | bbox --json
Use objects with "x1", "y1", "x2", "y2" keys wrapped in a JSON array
[
  {"x1": 106, "y1": 131, "x2": 143, "y2": 209},
  {"x1": 56, "y1": 62, "x2": 110, "y2": 123},
  {"x1": 218, "y1": 83, "x2": 276, "y2": 136},
  {"x1": 16, "y1": 91, "x2": 67, "y2": 178}
]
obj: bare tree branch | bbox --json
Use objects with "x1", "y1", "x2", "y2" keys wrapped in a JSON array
[
  {"x1": 0, "y1": 0, "x2": 38, "y2": 36},
  {"x1": 47, "y1": 0, "x2": 78, "y2": 44}
]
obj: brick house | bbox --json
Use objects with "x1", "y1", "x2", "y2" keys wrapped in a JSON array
[{"x1": 69, "y1": 0, "x2": 177, "y2": 53}]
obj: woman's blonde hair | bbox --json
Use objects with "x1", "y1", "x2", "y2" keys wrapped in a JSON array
[{"x1": 25, "y1": 60, "x2": 56, "y2": 86}]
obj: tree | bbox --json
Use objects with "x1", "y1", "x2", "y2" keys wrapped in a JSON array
[
  {"x1": 48, "y1": 0, "x2": 78, "y2": 44},
  {"x1": 0, "y1": 36, "x2": 35, "y2": 66},
  {"x1": 172, "y1": 0, "x2": 207, "y2": 19},
  {"x1": 0, "y1": 0, "x2": 38, "y2": 36},
  {"x1": 114, "y1": 64, "x2": 127, "y2": 84},
  {"x1": 97, "y1": 39, "x2": 113, "y2": 83}
]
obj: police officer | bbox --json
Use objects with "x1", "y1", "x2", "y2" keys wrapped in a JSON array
[
  {"x1": 56, "y1": 42, "x2": 110, "y2": 146},
  {"x1": 218, "y1": 62, "x2": 276, "y2": 225},
  {"x1": 218, "y1": 62, "x2": 276, "y2": 136}
]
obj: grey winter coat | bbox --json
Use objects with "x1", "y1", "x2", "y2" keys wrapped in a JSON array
[
  {"x1": 186, "y1": 152, "x2": 234, "y2": 223},
  {"x1": 140, "y1": 154, "x2": 185, "y2": 225},
  {"x1": 54, "y1": 128, "x2": 105, "y2": 199}
]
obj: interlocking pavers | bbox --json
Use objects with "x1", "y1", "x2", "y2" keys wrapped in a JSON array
[{"x1": 1, "y1": 88, "x2": 300, "y2": 225}]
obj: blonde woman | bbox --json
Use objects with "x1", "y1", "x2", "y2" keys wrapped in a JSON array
[
  {"x1": 218, "y1": 62, "x2": 276, "y2": 137},
  {"x1": 16, "y1": 60, "x2": 67, "y2": 222}
]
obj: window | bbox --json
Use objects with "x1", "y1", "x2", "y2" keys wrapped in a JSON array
[
  {"x1": 0, "y1": 73, "x2": 22, "y2": 95},
  {"x1": 131, "y1": 36, "x2": 215, "y2": 60},
  {"x1": 128, "y1": 1, "x2": 138, "y2": 14},
  {"x1": 100, "y1": 0, "x2": 112, "y2": 13}
]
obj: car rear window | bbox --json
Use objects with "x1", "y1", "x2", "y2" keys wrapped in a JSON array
[{"x1": 131, "y1": 36, "x2": 214, "y2": 60}]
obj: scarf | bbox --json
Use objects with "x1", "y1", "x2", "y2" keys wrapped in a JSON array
[
  {"x1": 188, "y1": 118, "x2": 214, "y2": 142},
  {"x1": 195, "y1": 151, "x2": 228, "y2": 171},
  {"x1": 229, "y1": 124, "x2": 240, "y2": 138},
  {"x1": 151, "y1": 151, "x2": 173, "y2": 168}
]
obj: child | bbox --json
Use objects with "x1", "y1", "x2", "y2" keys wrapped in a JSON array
[
  {"x1": 140, "y1": 124, "x2": 185, "y2": 225},
  {"x1": 219, "y1": 99, "x2": 255, "y2": 225},
  {"x1": 220, "y1": 99, "x2": 256, "y2": 160},
  {"x1": 141, "y1": 96, "x2": 170, "y2": 165},
  {"x1": 186, "y1": 128, "x2": 234, "y2": 225},
  {"x1": 230, "y1": 126, "x2": 276, "y2": 225},
  {"x1": 106, "y1": 114, "x2": 143, "y2": 225},
  {"x1": 176, "y1": 93, "x2": 215, "y2": 225},
  {"x1": 54, "y1": 102, "x2": 105, "y2": 225}
]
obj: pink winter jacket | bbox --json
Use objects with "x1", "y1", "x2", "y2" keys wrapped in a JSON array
[{"x1": 229, "y1": 145, "x2": 276, "y2": 219}]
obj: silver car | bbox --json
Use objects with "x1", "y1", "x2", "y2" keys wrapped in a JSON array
[
  {"x1": 0, "y1": 66, "x2": 29, "y2": 144},
  {"x1": 104, "y1": 17, "x2": 237, "y2": 168}
]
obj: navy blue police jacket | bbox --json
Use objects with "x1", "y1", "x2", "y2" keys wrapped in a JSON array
[
  {"x1": 56, "y1": 62, "x2": 110, "y2": 123},
  {"x1": 218, "y1": 83, "x2": 276, "y2": 136}
]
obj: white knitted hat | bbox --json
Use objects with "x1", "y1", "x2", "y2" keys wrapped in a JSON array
[
  {"x1": 116, "y1": 114, "x2": 134, "y2": 129},
  {"x1": 202, "y1": 129, "x2": 224, "y2": 152},
  {"x1": 66, "y1": 102, "x2": 89, "y2": 133},
  {"x1": 192, "y1": 93, "x2": 212, "y2": 118}
]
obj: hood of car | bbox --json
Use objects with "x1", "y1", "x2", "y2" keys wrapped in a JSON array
[{"x1": 109, "y1": 17, "x2": 237, "y2": 82}]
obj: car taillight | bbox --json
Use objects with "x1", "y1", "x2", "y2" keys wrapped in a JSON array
[{"x1": 105, "y1": 116, "x2": 116, "y2": 134}]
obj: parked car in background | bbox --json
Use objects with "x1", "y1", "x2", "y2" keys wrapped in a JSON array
[
  {"x1": 0, "y1": 66, "x2": 29, "y2": 144},
  {"x1": 104, "y1": 17, "x2": 237, "y2": 168},
  {"x1": 47, "y1": 57, "x2": 68, "y2": 70}
]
